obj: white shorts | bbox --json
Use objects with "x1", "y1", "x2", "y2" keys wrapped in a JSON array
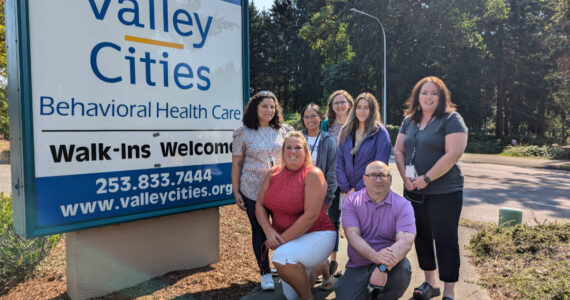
[{"x1": 272, "y1": 230, "x2": 336, "y2": 300}]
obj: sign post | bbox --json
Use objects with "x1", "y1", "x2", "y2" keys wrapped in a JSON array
[{"x1": 7, "y1": 0, "x2": 248, "y2": 298}]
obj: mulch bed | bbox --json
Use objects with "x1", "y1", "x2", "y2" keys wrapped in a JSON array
[{"x1": 1, "y1": 205, "x2": 262, "y2": 300}]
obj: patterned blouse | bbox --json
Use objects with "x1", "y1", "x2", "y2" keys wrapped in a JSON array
[
  {"x1": 232, "y1": 124, "x2": 294, "y2": 200},
  {"x1": 328, "y1": 121, "x2": 344, "y2": 143}
]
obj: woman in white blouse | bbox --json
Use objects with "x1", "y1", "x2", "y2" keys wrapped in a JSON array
[{"x1": 231, "y1": 91, "x2": 294, "y2": 291}]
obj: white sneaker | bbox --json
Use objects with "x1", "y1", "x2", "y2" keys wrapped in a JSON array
[{"x1": 261, "y1": 273, "x2": 275, "y2": 290}]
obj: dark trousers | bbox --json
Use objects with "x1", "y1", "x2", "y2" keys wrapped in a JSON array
[
  {"x1": 335, "y1": 258, "x2": 412, "y2": 300},
  {"x1": 327, "y1": 188, "x2": 341, "y2": 252},
  {"x1": 242, "y1": 193, "x2": 271, "y2": 275},
  {"x1": 406, "y1": 190, "x2": 463, "y2": 282}
]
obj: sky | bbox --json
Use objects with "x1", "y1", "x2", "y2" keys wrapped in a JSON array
[{"x1": 250, "y1": 0, "x2": 273, "y2": 11}]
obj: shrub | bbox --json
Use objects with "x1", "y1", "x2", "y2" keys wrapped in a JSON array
[
  {"x1": 283, "y1": 112, "x2": 302, "y2": 130},
  {"x1": 501, "y1": 145, "x2": 570, "y2": 160},
  {"x1": 465, "y1": 133, "x2": 503, "y2": 154},
  {"x1": 385, "y1": 125, "x2": 399, "y2": 146},
  {"x1": 0, "y1": 193, "x2": 60, "y2": 295}
]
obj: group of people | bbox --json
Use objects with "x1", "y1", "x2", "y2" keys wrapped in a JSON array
[{"x1": 231, "y1": 76, "x2": 468, "y2": 300}]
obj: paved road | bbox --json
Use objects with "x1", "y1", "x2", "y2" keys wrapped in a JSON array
[
  {"x1": 388, "y1": 160, "x2": 569, "y2": 224},
  {"x1": 461, "y1": 162, "x2": 570, "y2": 223}
]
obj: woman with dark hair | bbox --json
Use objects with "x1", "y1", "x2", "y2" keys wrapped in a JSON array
[
  {"x1": 336, "y1": 92, "x2": 392, "y2": 196},
  {"x1": 394, "y1": 76, "x2": 468, "y2": 300},
  {"x1": 320, "y1": 90, "x2": 354, "y2": 276},
  {"x1": 231, "y1": 91, "x2": 294, "y2": 290},
  {"x1": 300, "y1": 103, "x2": 338, "y2": 290},
  {"x1": 256, "y1": 131, "x2": 336, "y2": 300}
]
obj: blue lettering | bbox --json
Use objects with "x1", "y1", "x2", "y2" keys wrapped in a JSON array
[
  {"x1": 194, "y1": 14, "x2": 212, "y2": 48},
  {"x1": 88, "y1": 0, "x2": 111, "y2": 20},
  {"x1": 173, "y1": 9, "x2": 193, "y2": 37},
  {"x1": 118, "y1": 0, "x2": 144, "y2": 28},
  {"x1": 56, "y1": 101, "x2": 70, "y2": 116},
  {"x1": 140, "y1": 51, "x2": 156, "y2": 86},
  {"x1": 90, "y1": 42, "x2": 122, "y2": 83},
  {"x1": 40, "y1": 96, "x2": 54, "y2": 115},
  {"x1": 174, "y1": 63, "x2": 193, "y2": 90},
  {"x1": 197, "y1": 66, "x2": 210, "y2": 91}
]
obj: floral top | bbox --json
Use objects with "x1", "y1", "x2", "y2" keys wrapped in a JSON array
[
  {"x1": 232, "y1": 124, "x2": 294, "y2": 200},
  {"x1": 328, "y1": 121, "x2": 344, "y2": 143}
]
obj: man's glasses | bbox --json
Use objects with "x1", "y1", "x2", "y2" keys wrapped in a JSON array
[
  {"x1": 364, "y1": 173, "x2": 390, "y2": 180},
  {"x1": 302, "y1": 114, "x2": 320, "y2": 120},
  {"x1": 333, "y1": 100, "x2": 348, "y2": 106},
  {"x1": 259, "y1": 91, "x2": 275, "y2": 97}
]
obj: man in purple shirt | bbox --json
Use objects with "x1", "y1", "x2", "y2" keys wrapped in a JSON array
[{"x1": 335, "y1": 161, "x2": 416, "y2": 300}]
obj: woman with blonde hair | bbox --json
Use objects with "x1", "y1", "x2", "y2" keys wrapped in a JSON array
[
  {"x1": 320, "y1": 90, "x2": 353, "y2": 276},
  {"x1": 336, "y1": 92, "x2": 392, "y2": 196},
  {"x1": 256, "y1": 131, "x2": 336, "y2": 299}
]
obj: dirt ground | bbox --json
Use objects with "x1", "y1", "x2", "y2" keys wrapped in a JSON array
[
  {"x1": 0, "y1": 139, "x2": 9, "y2": 163},
  {"x1": 1, "y1": 205, "x2": 262, "y2": 300}
]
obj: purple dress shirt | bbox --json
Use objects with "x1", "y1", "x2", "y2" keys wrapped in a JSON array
[{"x1": 342, "y1": 189, "x2": 416, "y2": 268}]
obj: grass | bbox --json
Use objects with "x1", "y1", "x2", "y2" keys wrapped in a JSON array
[
  {"x1": 0, "y1": 192, "x2": 60, "y2": 295},
  {"x1": 468, "y1": 219, "x2": 570, "y2": 300}
]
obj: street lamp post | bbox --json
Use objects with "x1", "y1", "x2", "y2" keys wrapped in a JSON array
[{"x1": 349, "y1": 8, "x2": 387, "y2": 124}]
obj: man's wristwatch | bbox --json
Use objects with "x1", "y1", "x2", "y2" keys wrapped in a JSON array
[
  {"x1": 424, "y1": 175, "x2": 432, "y2": 185},
  {"x1": 378, "y1": 264, "x2": 388, "y2": 273}
]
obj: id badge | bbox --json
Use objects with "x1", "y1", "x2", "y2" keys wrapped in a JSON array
[{"x1": 405, "y1": 164, "x2": 418, "y2": 179}]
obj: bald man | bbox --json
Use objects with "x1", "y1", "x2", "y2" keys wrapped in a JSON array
[{"x1": 335, "y1": 161, "x2": 416, "y2": 300}]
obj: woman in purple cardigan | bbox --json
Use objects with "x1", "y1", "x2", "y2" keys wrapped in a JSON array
[{"x1": 336, "y1": 92, "x2": 392, "y2": 195}]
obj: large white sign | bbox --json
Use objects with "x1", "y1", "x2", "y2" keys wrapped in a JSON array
[{"x1": 27, "y1": 0, "x2": 243, "y2": 228}]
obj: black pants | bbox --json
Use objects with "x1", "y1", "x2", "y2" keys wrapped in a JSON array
[
  {"x1": 406, "y1": 190, "x2": 463, "y2": 282},
  {"x1": 327, "y1": 188, "x2": 341, "y2": 252},
  {"x1": 242, "y1": 193, "x2": 271, "y2": 275}
]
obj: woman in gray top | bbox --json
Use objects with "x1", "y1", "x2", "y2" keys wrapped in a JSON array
[
  {"x1": 232, "y1": 91, "x2": 294, "y2": 291},
  {"x1": 394, "y1": 77, "x2": 468, "y2": 300},
  {"x1": 301, "y1": 103, "x2": 338, "y2": 290}
]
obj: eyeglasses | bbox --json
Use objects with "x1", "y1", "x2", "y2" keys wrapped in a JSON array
[
  {"x1": 259, "y1": 91, "x2": 275, "y2": 97},
  {"x1": 302, "y1": 114, "x2": 320, "y2": 120},
  {"x1": 333, "y1": 100, "x2": 348, "y2": 106},
  {"x1": 364, "y1": 173, "x2": 390, "y2": 180}
]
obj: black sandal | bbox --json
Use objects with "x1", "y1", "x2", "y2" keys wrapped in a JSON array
[{"x1": 413, "y1": 282, "x2": 441, "y2": 299}]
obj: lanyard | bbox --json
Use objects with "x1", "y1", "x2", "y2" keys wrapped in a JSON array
[
  {"x1": 306, "y1": 131, "x2": 321, "y2": 157},
  {"x1": 410, "y1": 116, "x2": 434, "y2": 163}
]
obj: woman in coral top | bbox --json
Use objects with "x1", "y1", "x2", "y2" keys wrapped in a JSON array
[{"x1": 256, "y1": 131, "x2": 336, "y2": 300}]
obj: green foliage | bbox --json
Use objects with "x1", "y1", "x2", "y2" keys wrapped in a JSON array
[
  {"x1": 0, "y1": 193, "x2": 60, "y2": 294},
  {"x1": 385, "y1": 124, "x2": 399, "y2": 146},
  {"x1": 469, "y1": 221, "x2": 570, "y2": 299},
  {"x1": 0, "y1": 1, "x2": 8, "y2": 139},
  {"x1": 465, "y1": 133, "x2": 504, "y2": 154},
  {"x1": 283, "y1": 112, "x2": 303, "y2": 130},
  {"x1": 500, "y1": 145, "x2": 570, "y2": 160}
]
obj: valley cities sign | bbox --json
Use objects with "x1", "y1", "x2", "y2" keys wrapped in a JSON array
[{"x1": 7, "y1": 0, "x2": 249, "y2": 237}]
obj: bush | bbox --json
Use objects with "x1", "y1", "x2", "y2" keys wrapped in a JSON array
[
  {"x1": 385, "y1": 124, "x2": 399, "y2": 146},
  {"x1": 283, "y1": 112, "x2": 302, "y2": 130},
  {"x1": 0, "y1": 193, "x2": 60, "y2": 295},
  {"x1": 465, "y1": 133, "x2": 503, "y2": 154},
  {"x1": 501, "y1": 145, "x2": 570, "y2": 160}
]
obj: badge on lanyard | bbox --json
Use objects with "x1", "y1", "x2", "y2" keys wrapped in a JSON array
[{"x1": 405, "y1": 164, "x2": 418, "y2": 179}]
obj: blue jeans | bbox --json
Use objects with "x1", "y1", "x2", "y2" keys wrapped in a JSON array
[
  {"x1": 242, "y1": 193, "x2": 271, "y2": 275},
  {"x1": 334, "y1": 258, "x2": 412, "y2": 300}
]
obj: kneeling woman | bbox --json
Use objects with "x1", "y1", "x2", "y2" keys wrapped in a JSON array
[{"x1": 256, "y1": 131, "x2": 336, "y2": 300}]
